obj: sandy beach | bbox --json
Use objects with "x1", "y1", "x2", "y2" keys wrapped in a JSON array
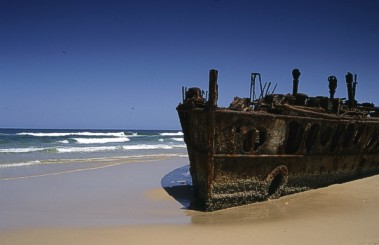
[{"x1": 1, "y1": 156, "x2": 379, "y2": 244}]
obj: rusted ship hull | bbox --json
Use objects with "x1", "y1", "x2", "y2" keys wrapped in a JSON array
[{"x1": 177, "y1": 69, "x2": 379, "y2": 211}]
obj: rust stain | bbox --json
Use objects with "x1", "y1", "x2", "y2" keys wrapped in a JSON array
[{"x1": 177, "y1": 69, "x2": 379, "y2": 211}]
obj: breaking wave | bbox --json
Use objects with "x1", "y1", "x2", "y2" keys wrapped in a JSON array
[
  {"x1": 56, "y1": 146, "x2": 119, "y2": 153},
  {"x1": 171, "y1": 138, "x2": 184, "y2": 142},
  {"x1": 0, "y1": 147, "x2": 48, "y2": 153},
  {"x1": 121, "y1": 144, "x2": 186, "y2": 150},
  {"x1": 17, "y1": 131, "x2": 128, "y2": 137},
  {"x1": 72, "y1": 137, "x2": 130, "y2": 144},
  {"x1": 0, "y1": 144, "x2": 186, "y2": 154},
  {"x1": 0, "y1": 129, "x2": 188, "y2": 170},
  {"x1": 159, "y1": 131, "x2": 184, "y2": 136},
  {"x1": 0, "y1": 160, "x2": 42, "y2": 168}
]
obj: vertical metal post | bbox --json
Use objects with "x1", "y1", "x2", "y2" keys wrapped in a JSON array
[
  {"x1": 250, "y1": 73, "x2": 255, "y2": 102},
  {"x1": 208, "y1": 69, "x2": 218, "y2": 108},
  {"x1": 346, "y1": 72, "x2": 355, "y2": 107},
  {"x1": 328, "y1": 76, "x2": 337, "y2": 99},
  {"x1": 292, "y1": 69, "x2": 301, "y2": 96},
  {"x1": 181, "y1": 86, "x2": 185, "y2": 102},
  {"x1": 206, "y1": 69, "x2": 218, "y2": 201}
]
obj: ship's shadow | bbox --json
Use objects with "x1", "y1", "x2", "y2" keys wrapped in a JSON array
[{"x1": 161, "y1": 165, "x2": 202, "y2": 210}]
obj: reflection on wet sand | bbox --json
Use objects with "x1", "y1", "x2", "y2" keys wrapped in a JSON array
[{"x1": 161, "y1": 165, "x2": 194, "y2": 208}]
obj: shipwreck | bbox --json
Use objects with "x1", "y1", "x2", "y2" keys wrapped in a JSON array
[{"x1": 177, "y1": 69, "x2": 379, "y2": 211}]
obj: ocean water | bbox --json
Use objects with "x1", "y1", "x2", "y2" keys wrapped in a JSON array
[{"x1": 0, "y1": 128, "x2": 187, "y2": 178}]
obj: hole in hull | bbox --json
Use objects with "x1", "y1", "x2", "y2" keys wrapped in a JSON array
[
  {"x1": 343, "y1": 124, "x2": 355, "y2": 148},
  {"x1": 285, "y1": 121, "x2": 304, "y2": 154},
  {"x1": 306, "y1": 124, "x2": 320, "y2": 152},
  {"x1": 330, "y1": 125, "x2": 345, "y2": 152},
  {"x1": 320, "y1": 127, "x2": 332, "y2": 146},
  {"x1": 254, "y1": 128, "x2": 267, "y2": 151},
  {"x1": 268, "y1": 173, "x2": 285, "y2": 197},
  {"x1": 243, "y1": 130, "x2": 254, "y2": 152},
  {"x1": 265, "y1": 165, "x2": 288, "y2": 199}
]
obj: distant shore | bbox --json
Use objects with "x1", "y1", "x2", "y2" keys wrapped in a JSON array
[{"x1": 1, "y1": 156, "x2": 379, "y2": 244}]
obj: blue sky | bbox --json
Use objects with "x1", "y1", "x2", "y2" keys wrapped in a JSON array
[{"x1": 1, "y1": 0, "x2": 379, "y2": 130}]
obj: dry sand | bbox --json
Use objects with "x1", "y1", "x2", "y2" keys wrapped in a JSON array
[{"x1": 1, "y1": 156, "x2": 379, "y2": 245}]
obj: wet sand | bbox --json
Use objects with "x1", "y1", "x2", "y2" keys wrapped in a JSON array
[{"x1": 1, "y1": 156, "x2": 379, "y2": 244}]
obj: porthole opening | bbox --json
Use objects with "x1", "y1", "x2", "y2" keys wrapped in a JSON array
[
  {"x1": 242, "y1": 128, "x2": 267, "y2": 153},
  {"x1": 268, "y1": 173, "x2": 284, "y2": 197},
  {"x1": 243, "y1": 130, "x2": 254, "y2": 152},
  {"x1": 305, "y1": 124, "x2": 320, "y2": 152},
  {"x1": 285, "y1": 121, "x2": 305, "y2": 154},
  {"x1": 365, "y1": 129, "x2": 379, "y2": 152},
  {"x1": 343, "y1": 124, "x2": 355, "y2": 148},
  {"x1": 320, "y1": 127, "x2": 332, "y2": 146},
  {"x1": 253, "y1": 128, "x2": 267, "y2": 151},
  {"x1": 330, "y1": 125, "x2": 345, "y2": 152},
  {"x1": 352, "y1": 125, "x2": 365, "y2": 145}
]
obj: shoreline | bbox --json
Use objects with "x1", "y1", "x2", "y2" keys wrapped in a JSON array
[
  {"x1": 1, "y1": 156, "x2": 379, "y2": 244},
  {"x1": 0, "y1": 153, "x2": 188, "y2": 180},
  {"x1": 0, "y1": 156, "x2": 191, "y2": 230}
]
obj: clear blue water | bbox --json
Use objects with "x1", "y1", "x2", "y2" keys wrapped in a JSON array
[{"x1": 0, "y1": 128, "x2": 187, "y2": 170}]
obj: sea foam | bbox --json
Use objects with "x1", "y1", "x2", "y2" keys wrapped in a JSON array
[
  {"x1": 17, "y1": 131, "x2": 127, "y2": 137},
  {"x1": 56, "y1": 146, "x2": 119, "y2": 153},
  {"x1": 72, "y1": 137, "x2": 130, "y2": 144},
  {"x1": 122, "y1": 144, "x2": 172, "y2": 150},
  {"x1": 159, "y1": 131, "x2": 184, "y2": 136},
  {"x1": 0, "y1": 160, "x2": 41, "y2": 168},
  {"x1": 0, "y1": 147, "x2": 47, "y2": 153},
  {"x1": 171, "y1": 138, "x2": 184, "y2": 142},
  {"x1": 1, "y1": 130, "x2": 188, "y2": 169},
  {"x1": 121, "y1": 144, "x2": 186, "y2": 150}
]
